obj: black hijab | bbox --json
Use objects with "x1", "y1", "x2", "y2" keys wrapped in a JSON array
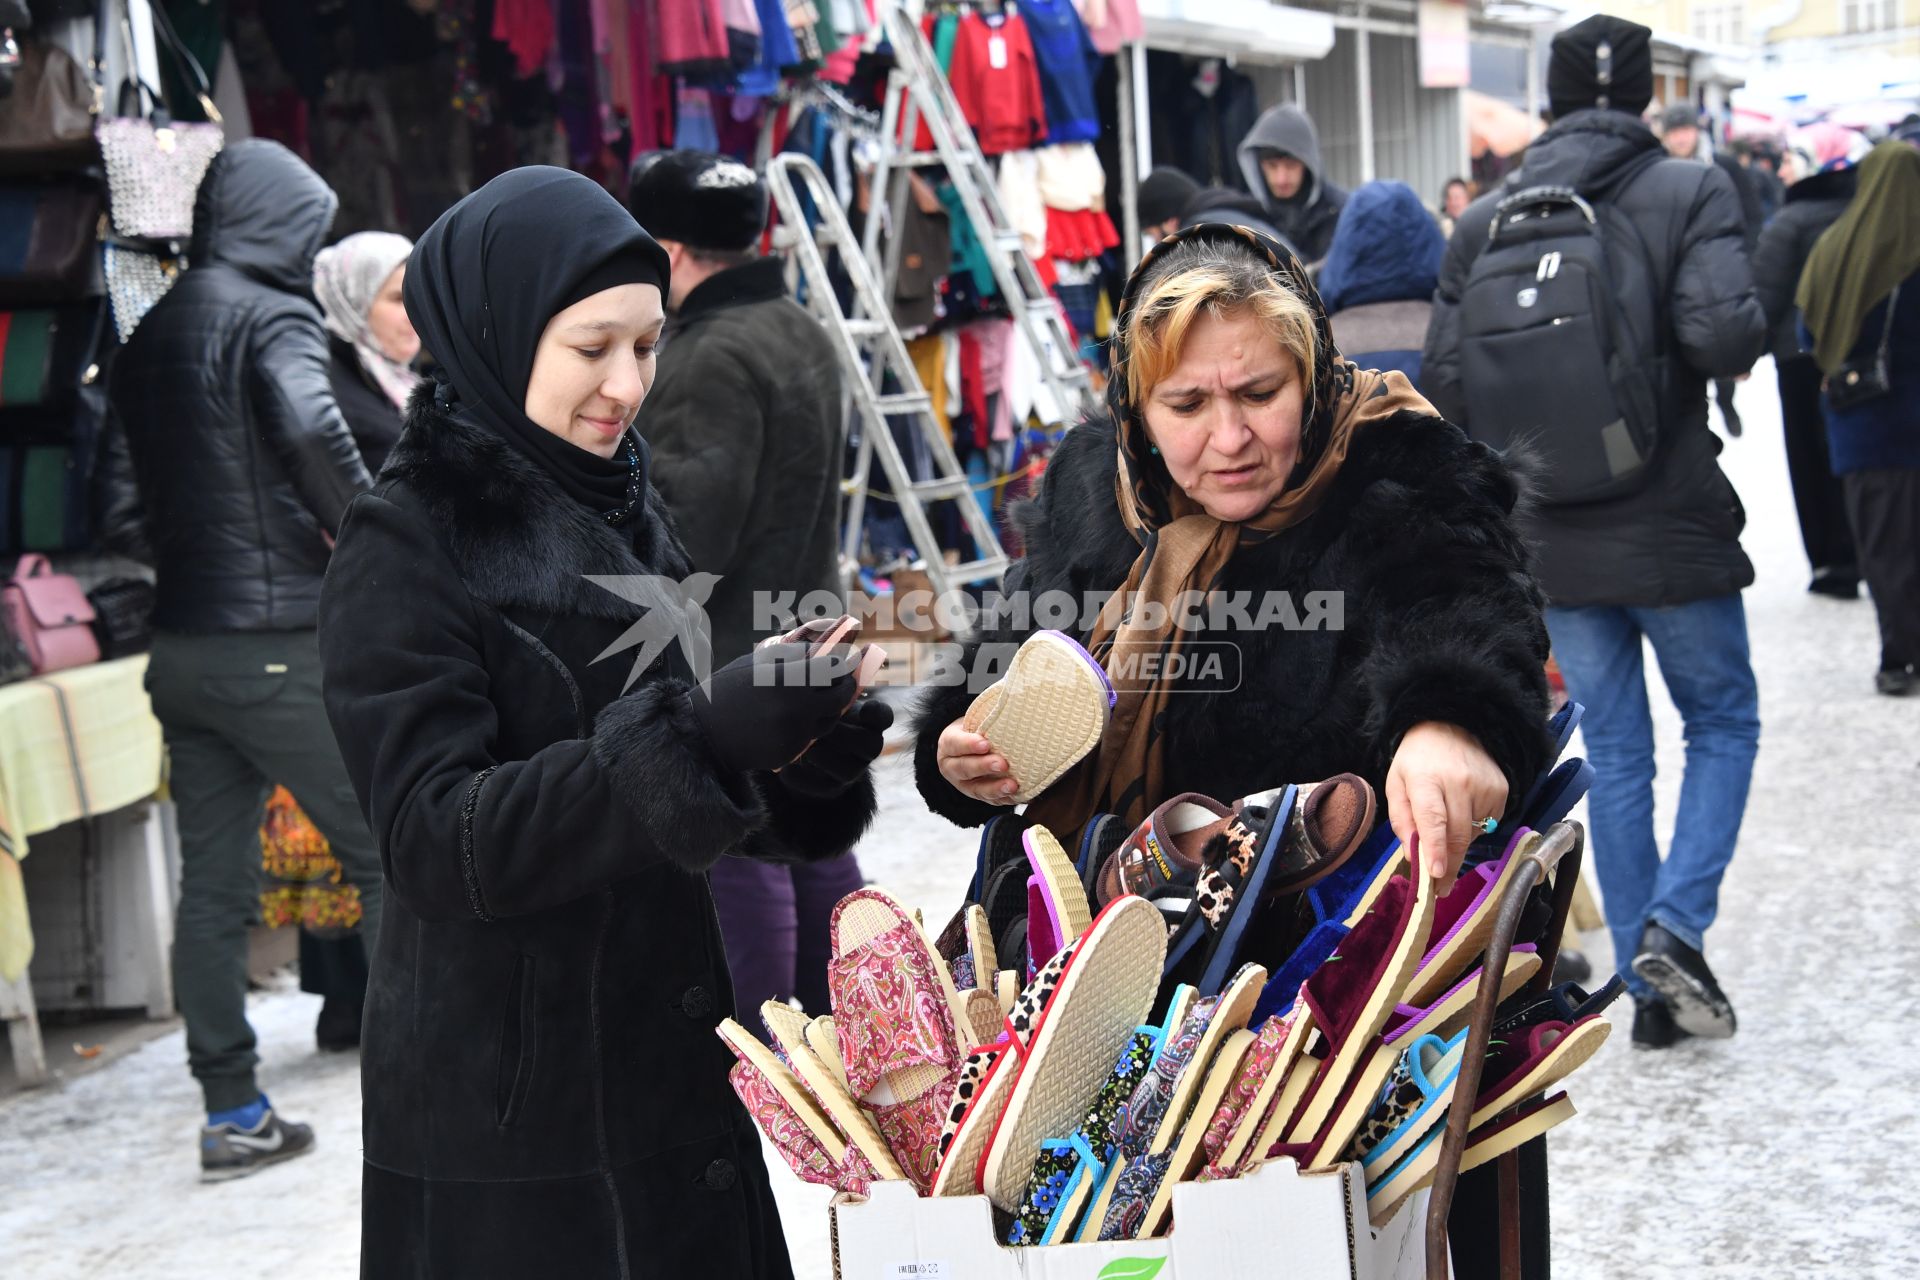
[{"x1": 404, "y1": 166, "x2": 672, "y2": 524}]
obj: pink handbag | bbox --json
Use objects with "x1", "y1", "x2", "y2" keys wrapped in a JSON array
[{"x1": 2, "y1": 554, "x2": 99, "y2": 674}]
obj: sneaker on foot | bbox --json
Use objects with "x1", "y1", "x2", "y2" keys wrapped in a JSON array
[
  {"x1": 200, "y1": 1106, "x2": 316, "y2": 1182},
  {"x1": 1875, "y1": 667, "x2": 1915, "y2": 697},
  {"x1": 1631, "y1": 923, "x2": 1736, "y2": 1039},
  {"x1": 1630, "y1": 996, "x2": 1691, "y2": 1049}
]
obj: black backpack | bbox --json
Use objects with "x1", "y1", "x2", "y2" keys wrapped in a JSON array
[{"x1": 1457, "y1": 173, "x2": 1662, "y2": 505}]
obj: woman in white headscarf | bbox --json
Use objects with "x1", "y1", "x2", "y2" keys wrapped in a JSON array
[{"x1": 313, "y1": 231, "x2": 420, "y2": 473}]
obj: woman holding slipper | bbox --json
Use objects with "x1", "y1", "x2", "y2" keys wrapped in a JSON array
[
  {"x1": 916, "y1": 224, "x2": 1550, "y2": 892},
  {"x1": 319, "y1": 168, "x2": 886, "y2": 1279}
]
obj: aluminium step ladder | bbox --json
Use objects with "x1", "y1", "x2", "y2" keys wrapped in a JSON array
[
  {"x1": 859, "y1": 5, "x2": 1100, "y2": 427},
  {"x1": 765, "y1": 151, "x2": 1009, "y2": 605}
]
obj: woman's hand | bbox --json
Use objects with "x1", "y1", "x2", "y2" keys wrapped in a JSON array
[
  {"x1": 936, "y1": 716, "x2": 1022, "y2": 805},
  {"x1": 1385, "y1": 721, "x2": 1508, "y2": 892}
]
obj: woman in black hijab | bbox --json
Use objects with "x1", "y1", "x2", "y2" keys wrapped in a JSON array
[{"x1": 319, "y1": 167, "x2": 886, "y2": 1279}]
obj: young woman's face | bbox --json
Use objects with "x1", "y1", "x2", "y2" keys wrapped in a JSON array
[
  {"x1": 1141, "y1": 308, "x2": 1305, "y2": 523},
  {"x1": 523, "y1": 283, "x2": 666, "y2": 458},
  {"x1": 367, "y1": 264, "x2": 420, "y2": 365}
]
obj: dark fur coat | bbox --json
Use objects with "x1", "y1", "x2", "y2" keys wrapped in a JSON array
[
  {"x1": 319, "y1": 396, "x2": 874, "y2": 1279},
  {"x1": 913, "y1": 410, "x2": 1552, "y2": 829}
]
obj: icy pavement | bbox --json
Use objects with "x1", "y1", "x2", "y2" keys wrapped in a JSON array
[{"x1": 4, "y1": 364, "x2": 1918, "y2": 1277}]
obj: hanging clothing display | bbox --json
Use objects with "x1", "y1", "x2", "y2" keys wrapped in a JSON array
[
  {"x1": 656, "y1": 0, "x2": 732, "y2": 77},
  {"x1": 1020, "y1": 0, "x2": 1102, "y2": 144},
  {"x1": 1035, "y1": 142, "x2": 1118, "y2": 263},
  {"x1": 1075, "y1": 0, "x2": 1143, "y2": 54},
  {"x1": 947, "y1": 10, "x2": 1047, "y2": 156}
]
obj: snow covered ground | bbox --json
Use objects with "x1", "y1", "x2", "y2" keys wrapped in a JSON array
[{"x1": 3, "y1": 366, "x2": 1917, "y2": 1277}]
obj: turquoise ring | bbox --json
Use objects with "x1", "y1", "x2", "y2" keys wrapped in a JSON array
[{"x1": 1475, "y1": 817, "x2": 1499, "y2": 835}]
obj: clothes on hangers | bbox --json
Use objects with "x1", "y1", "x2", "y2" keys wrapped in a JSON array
[
  {"x1": 492, "y1": 0, "x2": 555, "y2": 78},
  {"x1": 656, "y1": 0, "x2": 732, "y2": 77},
  {"x1": 1036, "y1": 142, "x2": 1118, "y2": 262},
  {"x1": 1074, "y1": 0, "x2": 1142, "y2": 54},
  {"x1": 737, "y1": 0, "x2": 799, "y2": 95},
  {"x1": 947, "y1": 10, "x2": 1046, "y2": 155},
  {"x1": 1020, "y1": 0, "x2": 1101, "y2": 144}
]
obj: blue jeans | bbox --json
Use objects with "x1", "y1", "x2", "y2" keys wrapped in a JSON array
[{"x1": 1545, "y1": 596, "x2": 1760, "y2": 997}]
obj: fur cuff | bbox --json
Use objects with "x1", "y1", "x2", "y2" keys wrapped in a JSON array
[
  {"x1": 910, "y1": 678, "x2": 1000, "y2": 829},
  {"x1": 590, "y1": 680, "x2": 768, "y2": 874},
  {"x1": 742, "y1": 767, "x2": 880, "y2": 864},
  {"x1": 1365, "y1": 641, "x2": 1550, "y2": 816}
]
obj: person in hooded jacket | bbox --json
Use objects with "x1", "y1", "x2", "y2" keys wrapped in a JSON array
[
  {"x1": 1238, "y1": 103, "x2": 1350, "y2": 266},
  {"x1": 1797, "y1": 141, "x2": 1920, "y2": 697},
  {"x1": 320, "y1": 167, "x2": 885, "y2": 1279},
  {"x1": 1316, "y1": 180, "x2": 1447, "y2": 390},
  {"x1": 1751, "y1": 123, "x2": 1867, "y2": 599},
  {"x1": 1425, "y1": 15, "x2": 1768, "y2": 1051},
  {"x1": 106, "y1": 139, "x2": 382, "y2": 1179}
]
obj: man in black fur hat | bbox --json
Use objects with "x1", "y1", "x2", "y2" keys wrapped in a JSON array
[
  {"x1": 1425, "y1": 14, "x2": 1767, "y2": 1053},
  {"x1": 627, "y1": 150, "x2": 868, "y2": 1032}
]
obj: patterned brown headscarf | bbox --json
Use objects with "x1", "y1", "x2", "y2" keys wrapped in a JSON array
[{"x1": 1026, "y1": 224, "x2": 1434, "y2": 831}]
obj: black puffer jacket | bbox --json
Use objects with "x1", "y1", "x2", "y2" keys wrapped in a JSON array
[
  {"x1": 109, "y1": 139, "x2": 369, "y2": 632},
  {"x1": 1752, "y1": 167, "x2": 1857, "y2": 363},
  {"x1": 643, "y1": 258, "x2": 843, "y2": 664},
  {"x1": 1424, "y1": 110, "x2": 1767, "y2": 608},
  {"x1": 913, "y1": 413, "x2": 1551, "y2": 832}
]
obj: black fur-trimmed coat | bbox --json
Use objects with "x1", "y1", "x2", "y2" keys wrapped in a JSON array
[
  {"x1": 319, "y1": 397, "x2": 873, "y2": 1279},
  {"x1": 913, "y1": 410, "x2": 1552, "y2": 829}
]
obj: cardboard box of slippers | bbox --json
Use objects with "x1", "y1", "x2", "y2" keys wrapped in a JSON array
[{"x1": 828, "y1": 1159, "x2": 1431, "y2": 1280}]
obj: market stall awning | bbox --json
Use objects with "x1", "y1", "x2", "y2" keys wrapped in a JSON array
[
  {"x1": 1139, "y1": 0, "x2": 1336, "y2": 64},
  {"x1": 1465, "y1": 88, "x2": 1541, "y2": 157}
]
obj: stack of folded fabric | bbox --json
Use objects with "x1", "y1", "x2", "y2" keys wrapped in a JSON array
[{"x1": 719, "y1": 634, "x2": 1618, "y2": 1245}]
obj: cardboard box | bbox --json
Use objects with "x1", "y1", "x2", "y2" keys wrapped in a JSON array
[{"x1": 829, "y1": 1159, "x2": 1432, "y2": 1279}]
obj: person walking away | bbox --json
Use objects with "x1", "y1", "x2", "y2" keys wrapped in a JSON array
[
  {"x1": 105, "y1": 140, "x2": 382, "y2": 1176},
  {"x1": 1424, "y1": 15, "x2": 1768, "y2": 1049},
  {"x1": 1315, "y1": 180, "x2": 1445, "y2": 391},
  {"x1": 1796, "y1": 142, "x2": 1920, "y2": 696},
  {"x1": 627, "y1": 151, "x2": 878, "y2": 1024},
  {"x1": 1661, "y1": 104, "x2": 1764, "y2": 438},
  {"x1": 1752, "y1": 124, "x2": 1868, "y2": 599},
  {"x1": 314, "y1": 231, "x2": 420, "y2": 475},
  {"x1": 320, "y1": 167, "x2": 884, "y2": 1277},
  {"x1": 1237, "y1": 102, "x2": 1350, "y2": 266}
]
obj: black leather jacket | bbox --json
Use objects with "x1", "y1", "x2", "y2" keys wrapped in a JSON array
[{"x1": 106, "y1": 139, "x2": 368, "y2": 632}]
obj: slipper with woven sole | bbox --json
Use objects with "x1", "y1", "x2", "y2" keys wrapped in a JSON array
[
  {"x1": 930, "y1": 935, "x2": 1089, "y2": 1198},
  {"x1": 1024, "y1": 826, "x2": 1094, "y2": 971},
  {"x1": 1004, "y1": 1016, "x2": 1169, "y2": 1246},
  {"x1": 976, "y1": 896, "x2": 1168, "y2": 1212},
  {"x1": 963, "y1": 630, "x2": 1115, "y2": 805}
]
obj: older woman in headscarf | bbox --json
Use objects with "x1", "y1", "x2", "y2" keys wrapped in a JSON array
[
  {"x1": 915, "y1": 222, "x2": 1549, "y2": 896},
  {"x1": 1797, "y1": 141, "x2": 1920, "y2": 696},
  {"x1": 313, "y1": 230, "x2": 420, "y2": 474}
]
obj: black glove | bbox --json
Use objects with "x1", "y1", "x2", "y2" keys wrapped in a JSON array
[
  {"x1": 684, "y1": 643, "x2": 861, "y2": 775},
  {"x1": 780, "y1": 697, "x2": 895, "y2": 798}
]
